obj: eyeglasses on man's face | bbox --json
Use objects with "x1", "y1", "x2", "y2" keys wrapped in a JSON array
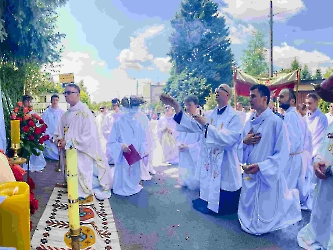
[{"x1": 63, "y1": 91, "x2": 78, "y2": 95}]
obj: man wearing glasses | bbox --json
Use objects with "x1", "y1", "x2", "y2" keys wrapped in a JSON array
[
  {"x1": 160, "y1": 83, "x2": 243, "y2": 215},
  {"x1": 54, "y1": 84, "x2": 114, "y2": 200}
]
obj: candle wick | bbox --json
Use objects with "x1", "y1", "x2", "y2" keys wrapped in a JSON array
[{"x1": 12, "y1": 187, "x2": 19, "y2": 195}]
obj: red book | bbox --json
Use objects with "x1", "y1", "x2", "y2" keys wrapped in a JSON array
[{"x1": 123, "y1": 144, "x2": 142, "y2": 166}]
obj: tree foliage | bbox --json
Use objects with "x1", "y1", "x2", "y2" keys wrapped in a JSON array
[
  {"x1": 314, "y1": 68, "x2": 323, "y2": 80},
  {"x1": 165, "y1": 69, "x2": 209, "y2": 105},
  {"x1": 301, "y1": 64, "x2": 312, "y2": 80},
  {"x1": 324, "y1": 67, "x2": 333, "y2": 78},
  {"x1": 319, "y1": 99, "x2": 330, "y2": 114},
  {"x1": 203, "y1": 90, "x2": 216, "y2": 110},
  {"x1": 241, "y1": 30, "x2": 268, "y2": 77},
  {"x1": 166, "y1": 0, "x2": 233, "y2": 101}
]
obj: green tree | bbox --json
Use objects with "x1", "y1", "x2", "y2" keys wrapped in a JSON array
[
  {"x1": 291, "y1": 58, "x2": 301, "y2": 71},
  {"x1": 77, "y1": 80, "x2": 92, "y2": 108},
  {"x1": 167, "y1": 0, "x2": 233, "y2": 93},
  {"x1": 204, "y1": 90, "x2": 217, "y2": 110},
  {"x1": 166, "y1": 70, "x2": 209, "y2": 105},
  {"x1": 324, "y1": 68, "x2": 333, "y2": 78},
  {"x1": 315, "y1": 69, "x2": 323, "y2": 80},
  {"x1": 319, "y1": 99, "x2": 330, "y2": 113},
  {"x1": 301, "y1": 64, "x2": 312, "y2": 80},
  {"x1": 241, "y1": 30, "x2": 268, "y2": 77}
]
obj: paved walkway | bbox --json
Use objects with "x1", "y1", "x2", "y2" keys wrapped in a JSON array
[{"x1": 110, "y1": 164, "x2": 311, "y2": 250}]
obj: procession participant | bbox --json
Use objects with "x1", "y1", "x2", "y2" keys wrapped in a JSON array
[
  {"x1": 176, "y1": 95, "x2": 200, "y2": 191},
  {"x1": 297, "y1": 77, "x2": 333, "y2": 249},
  {"x1": 54, "y1": 84, "x2": 113, "y2": 200},
  {"x1": 135, "y1": 108, "x2": 157, "y2": 181},
  {"x1": 22, "y1": 95, "x2": 47, "y2": 172},
  {"x1": 42, "y1": 94, "x2": 65, "y2": 160},
  {"x1": 157, "y1": 105, "x2": 179, "y2": 165},
  {"x1": 305, "y1": 93, "x2": 328, "y2": 160},
  {"x1": 102, "y1": 98, "x2": 124, "y2": 164},
  {"x1": 95, "y1": 105, "x2": 108, "y2": 153},
  {"x1": 160, "y1": 83, "x2": 242, "y2": 215},
  {"x1": 297, "y1": 103, "x2": 307, "y2": 117},
  {"x1": 278, "y1": 88, "x2": 313, "y2": 210},
  {"x1": 106, "y1": 96, "x2": 148, "y2": 196},
  {"x1": 236, "y1": 102, "x2": 246, "y2": 126},
  {"x1": 325, "y1": 103, "x2": 333, "y2": 125},
  {"x1": 238, "y1": 84, "x2": 301, "y2": 235}
]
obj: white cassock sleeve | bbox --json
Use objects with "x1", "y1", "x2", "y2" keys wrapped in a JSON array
[
  {"x1": 205, "y1": 115, "x2": 242, "y2": 149},
  {"x1": 175, "y1": 111, "x2": 203, "y2": 134},
  {"x1": 312, "y1": 115, "x2": 329, "y2": 157},
  {"x1": 106, "y1": 122, "x2": 123, "y2": 164},
  {"x1": 284, "y1": 112, "x2": 301, "y2": 154},
  {"x1": 257, "y1": 122, "x2": 290, "y2": 187}
]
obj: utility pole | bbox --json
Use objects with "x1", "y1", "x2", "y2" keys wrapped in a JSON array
[{"x1": 269, "y1": 0, "x2": 273, "y2": 78}]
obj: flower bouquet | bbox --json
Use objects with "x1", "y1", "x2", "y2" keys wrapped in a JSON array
[
  {"x1": 10, "y1": 101, "x2": 50, "y2": 161},
  {"x1": 0, "y1": 150, "x2": 39, "y2": 231}
]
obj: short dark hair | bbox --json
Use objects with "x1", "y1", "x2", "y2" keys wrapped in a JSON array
[
  {"x1": 51, "y1": 94, "x2": 59, "y2": 102},
  {"x1": 111, "y1": 98, "x2": 120, "y2": 106},
  {"x1": 306, "y1": 92, "x2": 319, "y2": 101},
  {"x1": 250, "y1": 84, "x2": 270, "y2": 105},
  {"x1": 288, "y1": 89, "x2": 297, "y2": 103},
  {"x1": 66, "y1": 83, "x2": 81, "y2": 93},
  {"x1": 22, "y1": 95, "x2": 33, "y2": 102},
  {"x1": 184, "y1": 95, "x2": 199, "y2": 105},
  {"x1": 121, "y1": 96, "x2": 145, "y2": 108}
]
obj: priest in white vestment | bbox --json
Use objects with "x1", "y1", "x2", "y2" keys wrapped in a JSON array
[
  {"x1": 325, "y1": 103, "x2": 333, "y2": 125},
  {"x1": 95, "y1": 105, "x2": 108, "y2": 154},
  {"x1": 157, "y1": 105, "x2": 179, "y2": 165},
  {"x1": 305, "y1": 93, "x2": 328, "y2": 160},
  {"x1": 135, "y1": 109, "x2": 156, "y2": 181},
  {"x1": 236, "y1": 102, "x2": 246, "y2": 126},
  {"x1": 238, "y1": 84, "x2": 301, "y2": 235},
  {"x1": 42, "y1": 94, "x2": 65, "y2": 160},
  {"x1": 160, "y1": 84, "x2": 243, "y2": 215},
  {"x1": 107, "y1": 96, "x2": 148, "y2": 196},
  {"x1": 102, "y1": 98, "x2": 124, "y2": 165},
  {"x1": 22, "y1": 95, "x2": 47, "y2": 172},
  {"x1": 176, "y1": 95, "x2": 200, "y2": 190},
  {"x1": 278, "y1": 88, "x2": 313, "y2": 210},
  {"x1": 298, "y1": 76, "x2": 333, "y2": 250},
  {"x1": 54, "y1": 84, "x2": 113, "y2": 200}
]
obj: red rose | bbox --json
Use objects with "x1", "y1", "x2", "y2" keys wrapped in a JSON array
[
  {"x1": 22, "y1": 126, "x2": 30, "y2": 133},
  {"x1": 39, "y1": 138, "x2": 44, "y2": 144},
  {"x1": 23, "y1": 107, "x2": 29, "y2": 114},
  {"x1": 17, "y1": 102, "x2": 23, "y2": 107},
  {"x1": 27, "y1": 177, "x2": 36, "y2": 190},
  {"x1": 30, "y1": 221, "x2": 32, "y2": 231},
  {"x1": 17, "y1": 117, "x2": 22, "y2": 122},
  {"x1": 30, "y1": 207, "x2": 36, "y2": 215},
  {"x1": 34, "y1": 127, "x2": 42, "y2": 135},
  {"x1": 31, "y1": 198, "x2": 39, "y2": 210},
  {"x1": 28, "y1": 120, "x2": 35, "y2": 127},
  {"x1": 44, "y1": 134, "x2": 50, "y2": 140},
  {"x1": 30, "y1": 192, "x2": 35, "y2": 202},
  {"x1": 41, "y1": 124, "x2": 47, "y2": 133},
  {"x1": 39, "y1": 119, "x2": 44, "y2": 124},
  {"x1": 28, "y1": 135, "x2": 34, "y2": 141},
  {"x1": 10, "y1": 114, "x2": 17, "y2": 120},
  {"x1": 13, "y1": 107, "x2": 19, "y2": 113}
]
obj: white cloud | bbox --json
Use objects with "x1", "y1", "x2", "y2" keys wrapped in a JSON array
[
  {"x1": 153, "y1": 57, "x2": 172, "y2": 73},
  {"x1": 224, "y1": 15, "x2": 255, "y2": 44},
  {"x1": 221, "y1": 0, "x2": 305, "y2": 21},
  {"x1": 117, "y1": 25, "x2": 165, "y2": 70},
  {"x1": 273, "y1": 42, "x2": 333, "y2": 74}
]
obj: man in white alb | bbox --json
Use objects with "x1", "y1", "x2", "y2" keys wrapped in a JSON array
[
  {"x1": 42, "y1": 94, "x2": 65, "y2": 160},
  {"x1": 238, "y1": 84, "x2": 301, "y2": 235},
  {"x1": 95, "y1": 105, "x2": 108, "y2": 153},
  {"x1": 326, "y1": 103, "x2": 333, "y2": 125}
]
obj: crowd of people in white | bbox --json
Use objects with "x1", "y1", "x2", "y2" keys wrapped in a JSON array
[{"x1": 25, "y1": 78, "x2": 333, "y2": 249}]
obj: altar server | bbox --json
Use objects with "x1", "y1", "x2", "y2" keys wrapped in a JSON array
[
  {"x1": 107, "y1": 96, "x2": 147, "y2": 196},
  {"x1": 95, "y1": 105, "x2": 108, "y2": 153},
  {"x1": 42, "y1": 94, "x2": 65, "y2": 160},
  {"x1": 157, "y1": 105, "x2": 179, "y2": 165},
  {"x1": 305, "y1": 93, "x2": 328, "y2": 160},
  {"x1": 278, "y1": 88, "x2": 313, "y2": 210},
  {"x1": 297, "y1": 75, "x2": 333, "y2": 250},
  {"x1": 160, "y1": 83, "x2": 242, "y2": 215},
  {"x1": 176, "y1": 95, "x2": 200, "y2": 190},
  {"x1": 238, "y1": 84, "x2": 301, "y2": 235}
]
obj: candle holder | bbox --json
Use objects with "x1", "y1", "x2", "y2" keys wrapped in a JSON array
[{"x1": 8, "y1": 143, "x2": 26, "y2": 165}]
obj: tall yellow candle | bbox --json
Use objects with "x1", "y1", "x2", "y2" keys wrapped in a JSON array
[
  {"x1": 66, "y1": 147, "x2": 80, "y2": 234},
  {"x1": 11, "y1": 120, "x2": 20, "y2": 144},
  {"x1": 0, "y1": 182, "x2": 30, "y2": 250}
]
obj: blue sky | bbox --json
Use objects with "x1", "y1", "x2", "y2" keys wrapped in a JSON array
[{"x1": 52, "y1": 0, "x2": 333, "y2": 102}]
